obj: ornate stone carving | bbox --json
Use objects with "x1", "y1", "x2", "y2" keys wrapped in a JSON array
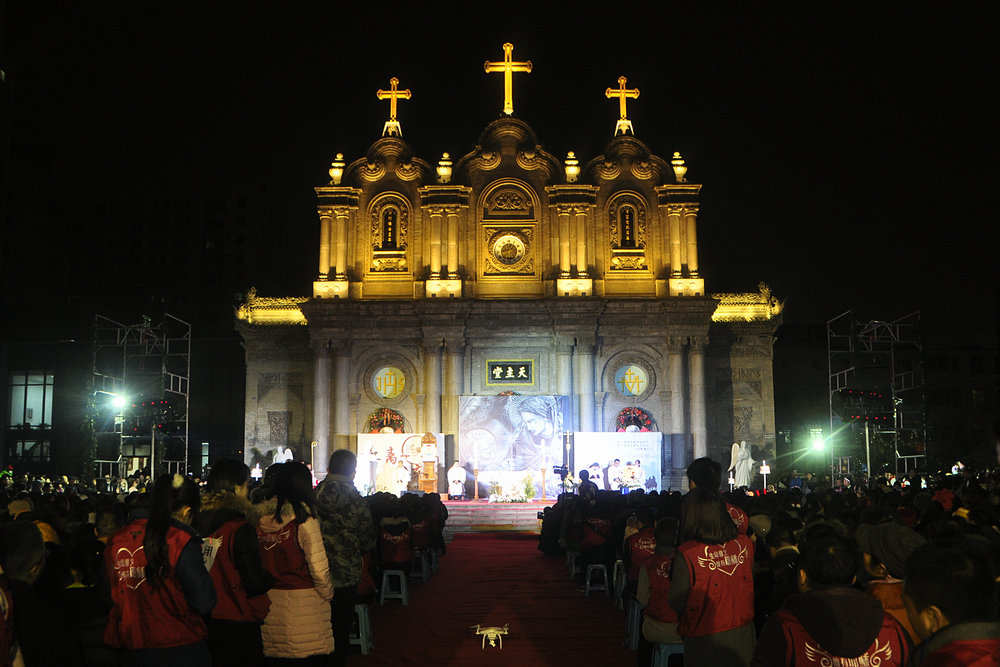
[
  {"x1": 369, "y1": 194, "x2": 409, "y2": 253},
  {"x1": 236, "y1": 287, "x2": 308, "y2": 325},
  {"x1": 610, "y1": 255, "x2": 647, "y2": 270},
  {"x1": 360, "y1": 160, "x2": 387, "y2": 181},
  {"x1": 483, "y1": 228, "x2": 533, "y2": 275},
  {"x1": 395, "y1": 161, "x2": 420, "y2": 181},
  {"x1": 608, "y1": 194, "x2": 647, "y2": 250},
  {"x1": 268, "y1": 411, "x2": 290, "y2": 446},
  {"x1": 712, "y1": 282, "x2": 784, "y2": 322},
  {"x1": 595, "y1": 159, "x2": 621, "y2": 180},
  {"x1": 371, "y1": 256, "x2": 407, "y2": 272},
  {"x1": 630, "y1": 160, "x2": 655, "y2": 180},
  {"x1": 483, "y1": 184, "x2": 534, "y2": 219}
]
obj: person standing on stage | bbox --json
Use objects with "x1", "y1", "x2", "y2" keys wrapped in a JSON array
[{"x1": 315, "y1": 449, "x2": 376, "y2": 667}]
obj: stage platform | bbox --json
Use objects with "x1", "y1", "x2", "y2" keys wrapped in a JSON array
[{"x1": 442, "y1": 499, "x2": 552, "y2": 538}]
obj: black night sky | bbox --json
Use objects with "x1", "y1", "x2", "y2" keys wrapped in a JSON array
[{"x1": 4, "y1": 4, "x2": 997, "y2": 340}]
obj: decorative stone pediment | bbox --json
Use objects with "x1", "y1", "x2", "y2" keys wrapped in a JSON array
[
  {"x1": 584, "y1": 135, "x2": 669, "y2": 185},
  {"x1": 344, "y1": 136, "x2": 433, "y2": 186},
  {"x1": 456, "y1": 118, "x2": 560, "y2": 182}
]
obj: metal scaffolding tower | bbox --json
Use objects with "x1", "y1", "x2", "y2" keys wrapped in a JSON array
[
  {"x1": 827, "y1": 311, "x2": 925, "y2": 479},
  {"x1": 93, "y1": 314, "x2": 191, "y2": 479}
]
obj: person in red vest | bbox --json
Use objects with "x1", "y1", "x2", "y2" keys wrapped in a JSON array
[
  {"x1": 686, "y1": 457, "x2": 749, "y2": 535},
  {"x1": 669, "y1": 486, "x2": 755, "y2": 666},
  {"x1": 904, "y1": 540, "x2": 1000, "y2": 666},
  {"x1": 637, "y1": 517, "x2": 680, "y2": 664},
  {"x1": 194, "y1": 458, "x2": 274, "y2": 667},
  {"x1": 104, "y1": 473, "x2": 217, "y2": 666},
  {"x1": 623, "y1": 505, "x2": 657, "y2": 600},
  {"x1": 254, "y1": 461, "x2": 334, "y2": 662},
  {"x1": 752, "y1": 532, "x2": 911, "y2": 666}
]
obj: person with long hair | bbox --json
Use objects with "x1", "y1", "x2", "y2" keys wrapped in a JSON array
[
  {"x1": 254, "y1": 461, "x2": 334, "y2": 664},
  {"x1": 104, "y1": 473, "x2": 216, "y2": 666},
  {"x1": 194, "y1": 458, "x2": 274, "y2": 667},
  {"x1": 669, "y1": 486, "x2": 755, "y2": 666}
]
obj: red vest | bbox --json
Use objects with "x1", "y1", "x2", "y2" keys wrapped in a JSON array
[
  {"x1": 626, "y1": 526, "x2": 656, "y2": 582},
  {"x1": 257, "y1": 520, "x2": 312, "y2": 590},
  {"x1": 579, "y1": 517, "x2": 613, "y2": 550},
  {"x1": 643, "y1": 553, "x2": 678, "y2": 624},
  {"x1": 727, "y1": 502, "x2": 750, "y2": 534},
  {"x1": 379, "y1": 524, "x2": 413, "y2": 564},
  {"x1": 410, "y1": 518, "x2": 432, "y2": 549},
  {"x1": 208, "y1": 519, "x2": 270, "y2": 622},
  {"x1": 771, "y1": 607, "x2": 910, "y2": 666},
  {"x1": 104, "y1": 520, "x2": 207, "y2": 649},
  {"x1": 676, "y1": 535, "x2": 754, "y2": 638}
]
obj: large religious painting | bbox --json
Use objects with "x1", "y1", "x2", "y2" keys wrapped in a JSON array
[
  {"x1": 573, "y1": 432, "x2": 662, "y2": 493},
  {"x1": 355, "y1": 433, "x2": 443, "y2": 496},
  {"x1": 458, "y1": 395, "x2": 569, "y2": 498}
]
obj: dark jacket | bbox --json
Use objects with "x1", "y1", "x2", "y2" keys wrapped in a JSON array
[
  {"x1": 752, "y1": 587, "x2": 912, "y2": 666},
  {"x1": 909, "y1": 620, "x2": 1000, "y2": 666}
]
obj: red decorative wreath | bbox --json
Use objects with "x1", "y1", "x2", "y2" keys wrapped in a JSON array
[
  {"x1": 615, "y1": 406, "x2": 654, "y2": 432},
  {"x1": 365, "y1": 407, "x2": 405, "y2": 433},
  {"x1": 497, "y1": 390, "x2": 520, "y2": 397}
]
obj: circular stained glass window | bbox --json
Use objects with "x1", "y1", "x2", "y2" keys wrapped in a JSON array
[
  {"x1": 614, "y1": 364, "x2": 648, "y2": 397},
  {"x1": 371, "y1": 366, "x2": 406, "y2": 399}
]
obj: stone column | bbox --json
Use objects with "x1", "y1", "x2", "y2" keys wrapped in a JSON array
[
  {"x1": 333, "y1": 347, "x2": 350, "y2": 454},
  {"x1": 446, "y1": 209, "x2": 459, "y2": 278},
  {"x1": 429, "y1": 208, "x2": 443, "y2": 279},
  {"x1": 443, "y1": 339, "x2": 464, "y2": 437},
  {"x1": 557, "y1": 207, "x2": 571, "y2": 278},
  {"x1": 574, "y1": 209, "x2": 588, "y2": 277},
  {"x1": 333, "y1": 206, "x2": 350, "y2": 280},
  {"x1": 312, "y1": 341, "x2": 332, "y2": 476},
  {"x1": 555, "y1": 339, "x2": 574, "y2": 429},
  {"x1": 685, "y1": 205, "x2": 700, "y2": 277},
  {"x1": 424, "y1": 340, "x2": 442, "y2": 433},
  {"x1": 689, "y1": 336, "x2": 708, "y2": 459},
  {"x1": 576, "y1": 341, "x2": 595, "y2": 432},
  {"x1": 318, "y1": 209, "x2": 333, "y2": 278},
  {"x1": 667, "y1": 337, "x2": 687, "y2": 469},
  {"x1": 668, "y1": 205, "x2": 683, "y2": 277}
]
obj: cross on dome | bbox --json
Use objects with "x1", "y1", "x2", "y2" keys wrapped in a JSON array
[
  {"x1": 484, "y1": 43, "x2": 532, "y2": 116},
  {"x1": 376, "y1": 77, "x2": 412, "y2": 137},
  {"x1": 605, "y1": 75, "x2": 640, "y2": 136}
]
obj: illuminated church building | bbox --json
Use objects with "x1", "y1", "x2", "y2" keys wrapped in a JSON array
[{"x1": 236, "y1": 45, "x2": 783, "y2": 489}]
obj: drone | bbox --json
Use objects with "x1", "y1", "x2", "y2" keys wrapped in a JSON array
[{"x1": 471, "y1": 623, "x2": 509, "y2": 649}]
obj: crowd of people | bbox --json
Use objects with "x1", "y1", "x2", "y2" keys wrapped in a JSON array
[
  {"x1": 0, "y1": 449, "x2": 449, "y2": 666},
  {"x1": 538, "y1": 456, "x2": 1000, "y2": 666}
]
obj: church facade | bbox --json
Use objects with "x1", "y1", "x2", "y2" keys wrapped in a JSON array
[{"x1": 236, "y1": 52, "x2": 782, "y2": 488}]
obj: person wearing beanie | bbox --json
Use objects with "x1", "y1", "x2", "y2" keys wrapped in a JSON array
[{"x1": 856, "y1": 521, "x2": 927, "y2": 644}]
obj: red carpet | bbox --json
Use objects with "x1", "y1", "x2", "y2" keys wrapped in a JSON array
[{"x1": 349, "y1": 533, "x2": 634, "y2": 665}]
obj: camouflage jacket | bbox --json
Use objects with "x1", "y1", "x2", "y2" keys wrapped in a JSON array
[{"x1": 314, "y1": 474, "x2": 376, "y2": 588}]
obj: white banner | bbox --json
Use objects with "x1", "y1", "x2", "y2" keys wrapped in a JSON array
[{"x1": 356, "y1": 433, "x2": 443, "y2": 496}]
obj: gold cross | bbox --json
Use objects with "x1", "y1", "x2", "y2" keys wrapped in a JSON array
[
  {"x1": 376, "y1": 77, "x2": 411, "y2": 136},
  {"x1": 484, "y1": 43, "x2": 532, "y2": 116},
  {"x1": 605, "y1": 76, "x2": 640, "y2": 135}
]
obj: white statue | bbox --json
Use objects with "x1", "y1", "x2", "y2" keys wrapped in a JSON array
[{"x1": 729, "y1": 441, "x2": 755, "y2": 489}]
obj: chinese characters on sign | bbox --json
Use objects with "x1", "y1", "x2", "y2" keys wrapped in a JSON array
[{"x1": 486, "y1": 360, "x2": 534, "y2": 385}]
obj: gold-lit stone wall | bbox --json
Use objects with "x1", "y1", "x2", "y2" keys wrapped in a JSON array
[{"x1": 238, "y1": 113, "x2": 780, "y2": 483}]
